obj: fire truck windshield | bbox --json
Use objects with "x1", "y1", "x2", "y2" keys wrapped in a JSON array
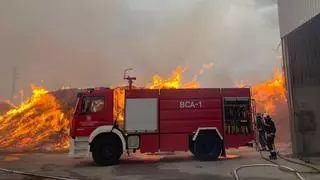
[{"x1": 80, "y1": 96, "x2": 105, "y2": 114}]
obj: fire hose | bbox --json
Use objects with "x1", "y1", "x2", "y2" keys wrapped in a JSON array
[
  {"x1": 232, "y1": 163, "x2": 304, "y2": 180},
  {"x1": 231, "y1": 132, "x2": 320, "y2": 180},
  {"x1": 0, "y1": 167, "x2": 78, "y2": 180}
]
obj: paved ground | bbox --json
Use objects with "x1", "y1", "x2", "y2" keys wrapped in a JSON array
[{"x1": 0, "y1": 147, "x2": 319, "y2": 180}]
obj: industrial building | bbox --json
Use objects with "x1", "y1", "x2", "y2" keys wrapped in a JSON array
[{"x1": 278, "y1": 0, "x2": 320, "y2": 156}]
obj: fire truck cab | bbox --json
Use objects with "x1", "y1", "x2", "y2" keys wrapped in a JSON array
[{"x1": 69, "y1": 87, "x2": 255, "y2": 166}]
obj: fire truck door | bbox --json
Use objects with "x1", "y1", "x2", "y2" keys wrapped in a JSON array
[{"x1": 74, "y1": 91, "x2": 113, "y2": 136}]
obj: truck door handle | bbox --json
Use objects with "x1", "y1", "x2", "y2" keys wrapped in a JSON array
[{"x1": 99, "y1": 119, "x2": 104, "y2": 121}]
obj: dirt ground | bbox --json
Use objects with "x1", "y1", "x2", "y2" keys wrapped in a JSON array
[{"x1": 0, "y1": 147, "x2": 319, "y2": 180}]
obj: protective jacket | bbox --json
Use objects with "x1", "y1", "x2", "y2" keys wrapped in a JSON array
[
  {"x1": 256, "y1": 116, "x2": 264, "y2": 131},
  {"x1": 264, "y1": 117, "x2": 276, "y2": 136}
]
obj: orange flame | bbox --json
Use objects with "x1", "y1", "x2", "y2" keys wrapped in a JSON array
[
  {"x1": 237, "y1": 67, "x2": 287, "y2": 115},
  {"x1": 113, "y1": 66, "x2": 202, "y2": 122},
  {"x1": 146, "y1": 66, "x2": 199, "y2": 89},
  {"x1": 0, "y1": 64, "x2": 287, "y2": 151},
  {"x1": 0, "y1": 66, "x2": 206, "y2": 151},
  {"x1": 0, "y1": 85, "x2": 69, "y2": 151}
]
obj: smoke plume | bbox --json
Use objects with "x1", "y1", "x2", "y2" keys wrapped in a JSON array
[{"x1": 0, "y1": 0, "x2": 280, "y2": 101}]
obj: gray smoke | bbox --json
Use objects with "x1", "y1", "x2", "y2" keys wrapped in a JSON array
[{"x1": 0, "y1": 0, "x2": 280, "y2": 102}]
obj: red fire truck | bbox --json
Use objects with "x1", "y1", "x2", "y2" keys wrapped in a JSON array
[{"x1": 69, "y1": 73, "x2": 255, "y2": 166}]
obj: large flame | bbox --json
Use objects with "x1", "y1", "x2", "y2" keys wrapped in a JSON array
[
  {"x1": 237, "y1": 67, "x2": 287, "y2": 115},
  {"x1": 0, "y1": 64, "x2": 288, "y2": 152},
  {"x1": 0, "y1": 66, "x2": 206, "y2": 152},
  {"x1": 146, "y1": 66, "x2": 199, "y2": 89},
  {"x1": 0, "y1": 85, "x2": 69, "y2": 152},
  {"x1": 237, "y1": 68, "x2": 289, "y2": 142},
  {"x1": 113, "y1": 66, "x2": 201, "y2": 122}
]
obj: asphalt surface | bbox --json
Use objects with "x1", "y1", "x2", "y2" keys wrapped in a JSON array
[{"x1": 0, "y1": 147, "x2": 320, "y2": 180}]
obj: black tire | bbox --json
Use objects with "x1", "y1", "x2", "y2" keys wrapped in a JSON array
[
  {"x1": 91, "y1": 133, "x2": 123, "y2": 166},
  {"x1": 194, "y1": 134, "x2": 222, "y2": 161},
  {"x1": 189, "y1": 141, "x2": 196, "y2": 155}
]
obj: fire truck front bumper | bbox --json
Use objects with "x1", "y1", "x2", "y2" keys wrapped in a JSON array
[{"x1": 69, "y1": 137, "x2": 91, "y2": 158}]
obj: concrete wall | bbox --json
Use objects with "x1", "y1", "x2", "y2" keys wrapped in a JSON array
[
  {"x1": 279, "y1": 0, "x2": 320, "y2": 156},
  {"x1": 292, "y1": 86, "x2": 320, "y2": 155}
]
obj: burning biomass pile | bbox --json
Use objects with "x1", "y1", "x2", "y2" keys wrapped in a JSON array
[
  {"x1": 0, "y1": 65, "x2": 290, "y2": 152},
  {"x1": 0, "y1": 66, "x2": 203, "y2": 152},
  {"x1": 0, "y1": 86, "x2": 82, "y2": 152}
]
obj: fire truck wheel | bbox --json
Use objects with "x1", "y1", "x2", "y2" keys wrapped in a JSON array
[
  {"x1": 189, "y1": 141, "x2": 196, "y2": 155},
  {"x1": 194, "y1": 135, "x2": 222, "y2": 161},
  {"x1": 91, "y1": 134, "x2": 123, "y2": 166}
]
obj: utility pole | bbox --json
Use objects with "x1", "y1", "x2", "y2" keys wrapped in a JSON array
[{"x1": 10, "y1": 66, "x2": 18, "y2": 103}]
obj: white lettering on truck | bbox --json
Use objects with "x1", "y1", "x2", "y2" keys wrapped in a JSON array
[{"x1": 179, "y1": 100, "x2": 202, "y2": 109}]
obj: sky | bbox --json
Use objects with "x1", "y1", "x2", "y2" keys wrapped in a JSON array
[{"x1": 0, "y1": 0, "x2": 280, "y2": 102}]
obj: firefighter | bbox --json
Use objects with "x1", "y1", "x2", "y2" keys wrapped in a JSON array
[
  {"x1": 256, "y1": 113, "x2": 267, "y2": 151},
  {"x1": 263, "y1": 113, "x2": 277, "y2": 160}
]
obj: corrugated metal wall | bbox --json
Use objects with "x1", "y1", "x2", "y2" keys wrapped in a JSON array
[
  {"x1": 279, "y1": 0, "x2": 320, "y2": 156},
  {"x1": 278, "y1": 0, "x2": 320, "y2": 37}
]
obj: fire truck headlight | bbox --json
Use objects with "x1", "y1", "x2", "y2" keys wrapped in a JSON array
[{"x1": 127, "y1": 135, "x2": 140, "y2": 149}]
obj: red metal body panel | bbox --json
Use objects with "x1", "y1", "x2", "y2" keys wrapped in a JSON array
[
  {"x1": 160, "y1": 99, "x2": 221, "y2": 110},
  {"x1": 159, "y1": 134, "x2": 188, "y2": 152},
  {"x1": 140, "y1": 134, "x2": 159, "y2": 153},
  {"x1": 224, "y1": 135, "x2": 253, "y2": 149},
  {"x1": 220, "y1": 88, "x2": 251, "y2": 97},
  {"x1": 159, "y1": 89, "x2": 223, "y2": 134},
  {"x1": 125, "y1": 89, "x2": 159, "y2": 98},
  {"x1": 160, "y1": 88, "x2": 221, "y2": 99}
]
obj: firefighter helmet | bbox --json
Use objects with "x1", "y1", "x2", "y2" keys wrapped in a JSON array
[{"x1": 263, "y1": 113, "x2": 270, "y2": 119}]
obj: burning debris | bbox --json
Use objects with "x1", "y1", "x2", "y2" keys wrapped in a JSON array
[
  {"x1": 0, "y1": 65, "x2": 289, "y2": 152},
  {"x1": 0, "y1": 85, "x2": 71, "y2": 152}
]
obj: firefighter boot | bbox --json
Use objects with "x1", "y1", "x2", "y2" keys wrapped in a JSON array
[{"x1": 269, "y1": 151, "x2": 277, "y2": 160}]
